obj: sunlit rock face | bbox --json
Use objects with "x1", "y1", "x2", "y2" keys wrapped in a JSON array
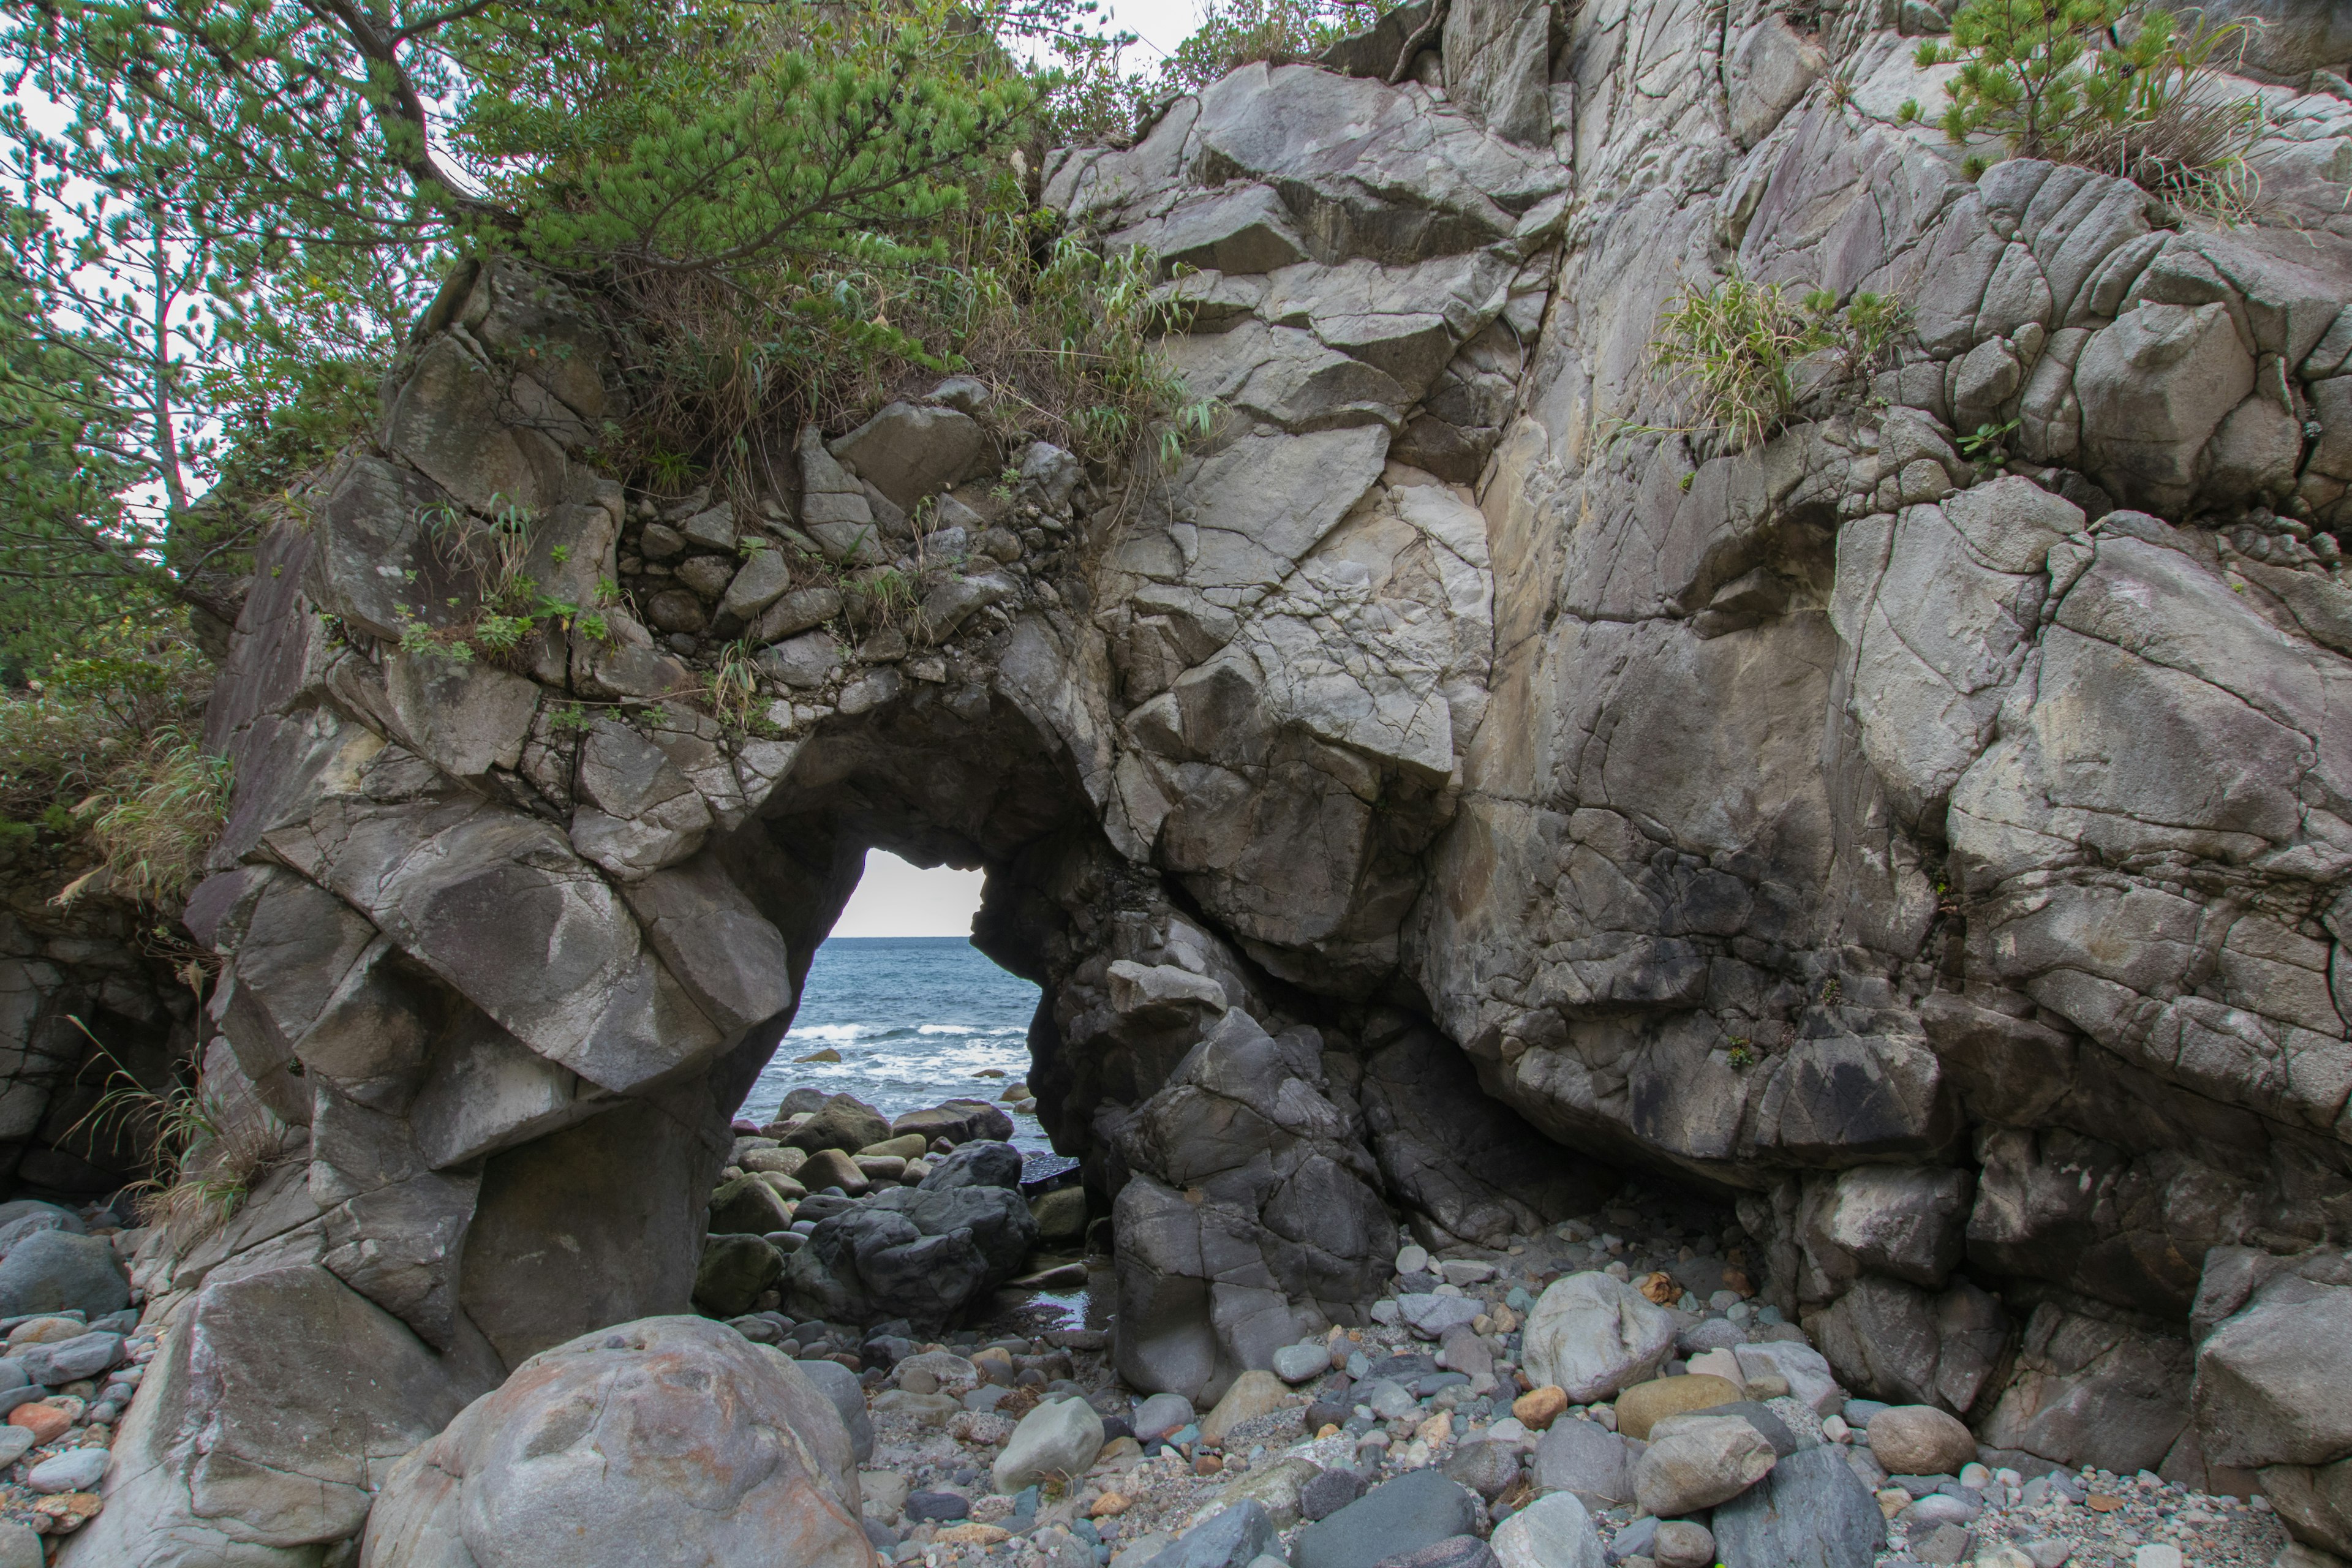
[{"x1": 62, "y1": 0, "x2": 2352, "y2": 1557}]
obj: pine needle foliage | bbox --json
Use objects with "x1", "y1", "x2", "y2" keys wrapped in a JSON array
[{"x1": 1915, "y1": 0, "x2": 2264, "y2": 213}]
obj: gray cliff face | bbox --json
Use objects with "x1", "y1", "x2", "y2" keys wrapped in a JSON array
[{"x1": 55, "y1": 0, "x2": 2352, "y2": 1559}]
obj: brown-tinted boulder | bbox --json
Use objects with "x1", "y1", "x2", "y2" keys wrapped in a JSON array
[
  {"x1": 787, "y1": 1095, "x2": 893, "y2": 1155},
  {"x1": 361, "y1": 1316, "x2": 872, "y2": 1567}
]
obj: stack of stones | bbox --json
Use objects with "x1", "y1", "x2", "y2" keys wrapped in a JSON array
[
  {"x1": 0, "y1": 1199, "x2": 151, "y2": 1555},
  {"x1": 696, "y1": 1090, "x2": 1072, "y2": 1326}
]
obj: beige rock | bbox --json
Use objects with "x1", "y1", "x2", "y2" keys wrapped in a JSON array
[
  {"x1": 1632, "y1": 1413, "x2": 1779, "y2": 1517},
  {"x1": 1201, "y1": 1370, "x2": 1287, "y2": 1445},
  {"x1": 1866, "y1": 1404, "x2": 1979, "y2": 1477},
  {"x1": 1615, "y1": 1374, "x2": 1745, "y2": 1441},
  {"x1": 1513, "y1": 1386, "x2": 1570, "y2": 1430}
]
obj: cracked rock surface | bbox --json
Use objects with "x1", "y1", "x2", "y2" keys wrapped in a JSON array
[{"x1": 38, "y1": 0, "x2": 2352, "y2": 1559}]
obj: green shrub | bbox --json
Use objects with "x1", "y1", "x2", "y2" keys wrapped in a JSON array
[
  {"x1": 1645, "y1": 271, "x2": 1905, "y2": 451},
  {"x1": 1917, "y1": 0, "x2": 2264, "y2": 213},
  {"x1": 0, "y1": 628, "x2": 224, "y2": 908}
]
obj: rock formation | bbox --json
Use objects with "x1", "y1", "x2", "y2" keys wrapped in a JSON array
[{"x1": 44, "y1": 0, "x2": 2352, "y2": 1558}]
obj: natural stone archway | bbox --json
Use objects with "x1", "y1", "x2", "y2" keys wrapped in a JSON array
[{"x1": 51, "y1": 0, "x2": 2352, "y2": 1558}]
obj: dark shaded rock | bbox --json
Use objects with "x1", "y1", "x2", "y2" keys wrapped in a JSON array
[
  {"x1": 796, "y1": 1357, "x2": 875, "y2": 1465},
  {"x1": 1144, "y1": 1498, "x2": 1275, "y2": 1568},
  {"x1": 1710, "y1": 1443, "x2": 1887, "y2": 1568},
  {"x1": 1443, "y1": 1438, "x2": 1521, "y2": 1499},
  {"x1": 907, "y1": 1491, "x2": 970, "y2": 1522},
  {"x1": 1301, "y1": 1464, "x2": 1366, "y2": 1521},
  {"x1": 709, "y1": 1175, "x2": 794, "y2": 1238},
  {"x1": 0, "y1": 1231, "x2": 129, "y2": 1320},
  {"x1": 693, "y1": 1235, "x2": 783, "y2": 1318},
  {"x1": 921, "y1": 1140, "x2": 1025, "y2": 1192},
  {"x1": 893, "y1": 1100, "x2": 1017, "y2": 1145},
  {"x1": 1294, "y1": 1470, "x2": 1480, "y2": 1568},
  {"x1": 783, "y1": 1182, "x2": 1038, "y2": 1327},
  {"x1": 1358, "y1": 1025, "x2": 1611, "y2": 1248}
]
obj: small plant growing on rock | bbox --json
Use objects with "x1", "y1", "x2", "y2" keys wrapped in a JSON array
[
  {"x1": 1644, "y1": 271, "x2": 1905, "y2": 451},
  {"x1": 69, "y1": 1032, "x2": 285, "y2": 1243},
  {"x1": 1917, "y1": 0, "x2": 2264, "y2": 214},
  {"x1": 1960, "y1": 416, "x2": 2021, "y2": 468},
  {"x1": 704, "y1": 639, "x2": 765, "y2": 731}
]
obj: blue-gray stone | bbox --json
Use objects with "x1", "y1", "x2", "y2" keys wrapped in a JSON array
[
  {"x1": 1709, "y1": 1443, "x2": 1885, "y2": 1568},
  {"x1": 1292, "y1": 1471, "x2": 1479, "y2": 1568},
  {"x1": 0, "y1": 1232, "x2": 127, "y2": 1320},
  {"x1": 1146, "y1": 1499, "x2": 1275, "y2": 1568},
  {"x1": 19, "y1": 1331, "x2": 122, "y2": 1388}
]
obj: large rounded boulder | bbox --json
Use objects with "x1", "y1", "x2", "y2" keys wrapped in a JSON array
[{"x1": 360, "y1": 1315, "x2": 873, "y2": 1568}]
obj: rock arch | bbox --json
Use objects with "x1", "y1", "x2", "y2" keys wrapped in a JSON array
[{"x1": 51, "y1": 2, "x2": 2352, "y2": 1559}]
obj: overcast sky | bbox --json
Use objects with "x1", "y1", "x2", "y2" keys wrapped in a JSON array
[
  {"x1": 1098, "y1": 0, "x2": 1202, "y2": 66},
  {"x1": 831, "y1": 851, "x2": 990, "y2": 938}
]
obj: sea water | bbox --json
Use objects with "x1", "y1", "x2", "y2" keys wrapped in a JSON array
[{"x1": 739, "y1": 937, "x2": 1052, "y2": 1159}]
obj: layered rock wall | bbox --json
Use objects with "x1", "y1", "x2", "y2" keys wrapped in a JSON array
[{"x1": 48, "y1": 0, "x2": 2352, "y2": 1559}]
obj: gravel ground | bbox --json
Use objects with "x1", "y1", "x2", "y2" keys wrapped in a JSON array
[{"x1": 854, "y1": 1189, "x2": 2309, "y2": 1568}]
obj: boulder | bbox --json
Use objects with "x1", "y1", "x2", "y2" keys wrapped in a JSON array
[
  {"x1": 783, "y1": 1181, "x2": 1038, "y2": 1326},
  {"x1": 995, "y1": 1397, "x2": 1106, "y2": 1492},
  {"x1": 696, "y1": 1235, "x2": 785, "y2": 1320},
  {"x1": 1651, "y1": 1521, "x2": 1714, "y2": 1568},
  {"x1": 1443, "y1": 1439, "x2": 1522, "y2": 1499},
  {"x1": 1630, "y1": 1413, "x2": 1778, "y2": 1517},
  {"x1": 1533, "y1": 1417, "x2": 1634, "y2": 1506},
  {"x1": 796, "y1": 1358, "x2": 876, "y2": 1466},
  {"x1": 1031, "y1": 1186, "x2": 1088, "y2": 1243},
  {"x1": 787, "y1": 1095, "x2": 893, "y2": 1155},
  {"x1": 360, "y1": 1316, "x2": 869, "y2": 1567},
  {"x1": 1708, "y1": 1443, "x2": 1884, "y2": 1568},
  {"x1": 921, "y1": 1140, "x2": 1025, "y2": 1191},
  {"x1": 1275, "y1": 1340, "x2": 1333, "y2": 1383},
  {"x1": 1293, "y1": 1471, "x2": 1481, "y2": 1568},
  {"x1": 1401, "y1": 1293, "x2": 1487, "y2": 1339},
  {"x1": 1134, "y1": 1392, "x2": 1197, "y2": 1442},
  {"x1": 892, "y1": 1101, "x2": 1016, "y2": 1145},
  {"x1": 1206, "y1": 1454, "x2": 1322, "y2": 1528},
  {"x1": 709, "y1": 1175, "x2": 795, "y2": 1237},
  {"x1": 1490, "y1": 1491, "x2": 1606, "y2": 1568},
  {"x1": 1145, "y1": 1498, "x2": 1276, "y2": 1568},
  {"x1": 1378, "y1": 1537, "x2": 1498, "y2": 1568},
  {"x1": 1202, "y1": 1370, "x2": 1287, "y2": 1445},
  {"x1": 1613, "y1": 1374, "x2": 1744, "y2": 1441},
  {"x1": 59, "y1": 1264, "x2": 474, "y2": 1567},
  {"x1": 1301, "y1": 1466, "x2": 1366, "y2": 1521},
  {"x1": 1865, "y1": 1405, "x2": 1978, "y2": 1477},
  {"x1": 801, "y1": 1149, "x2": 870, "y2": 1194},
  {"x1": 1520, "y1": 1273, "x2": 1677, "y2": 1404},
  {"x1": 17, "y1": 1332, "x2": 121, "y2": 1389},
  {"x1": 829, "y1": 403, "x2": 990, "y2": 511},
  {"x1": 1732, "y1": 1341, "x2": 1845, "y2": 1417},
  {"x1": 0, "y1": 1203, "x2": 83, "y2": 1260},
  {"x1": 0, "y1": 1232, "x2": 128, "y2": 1321}
]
